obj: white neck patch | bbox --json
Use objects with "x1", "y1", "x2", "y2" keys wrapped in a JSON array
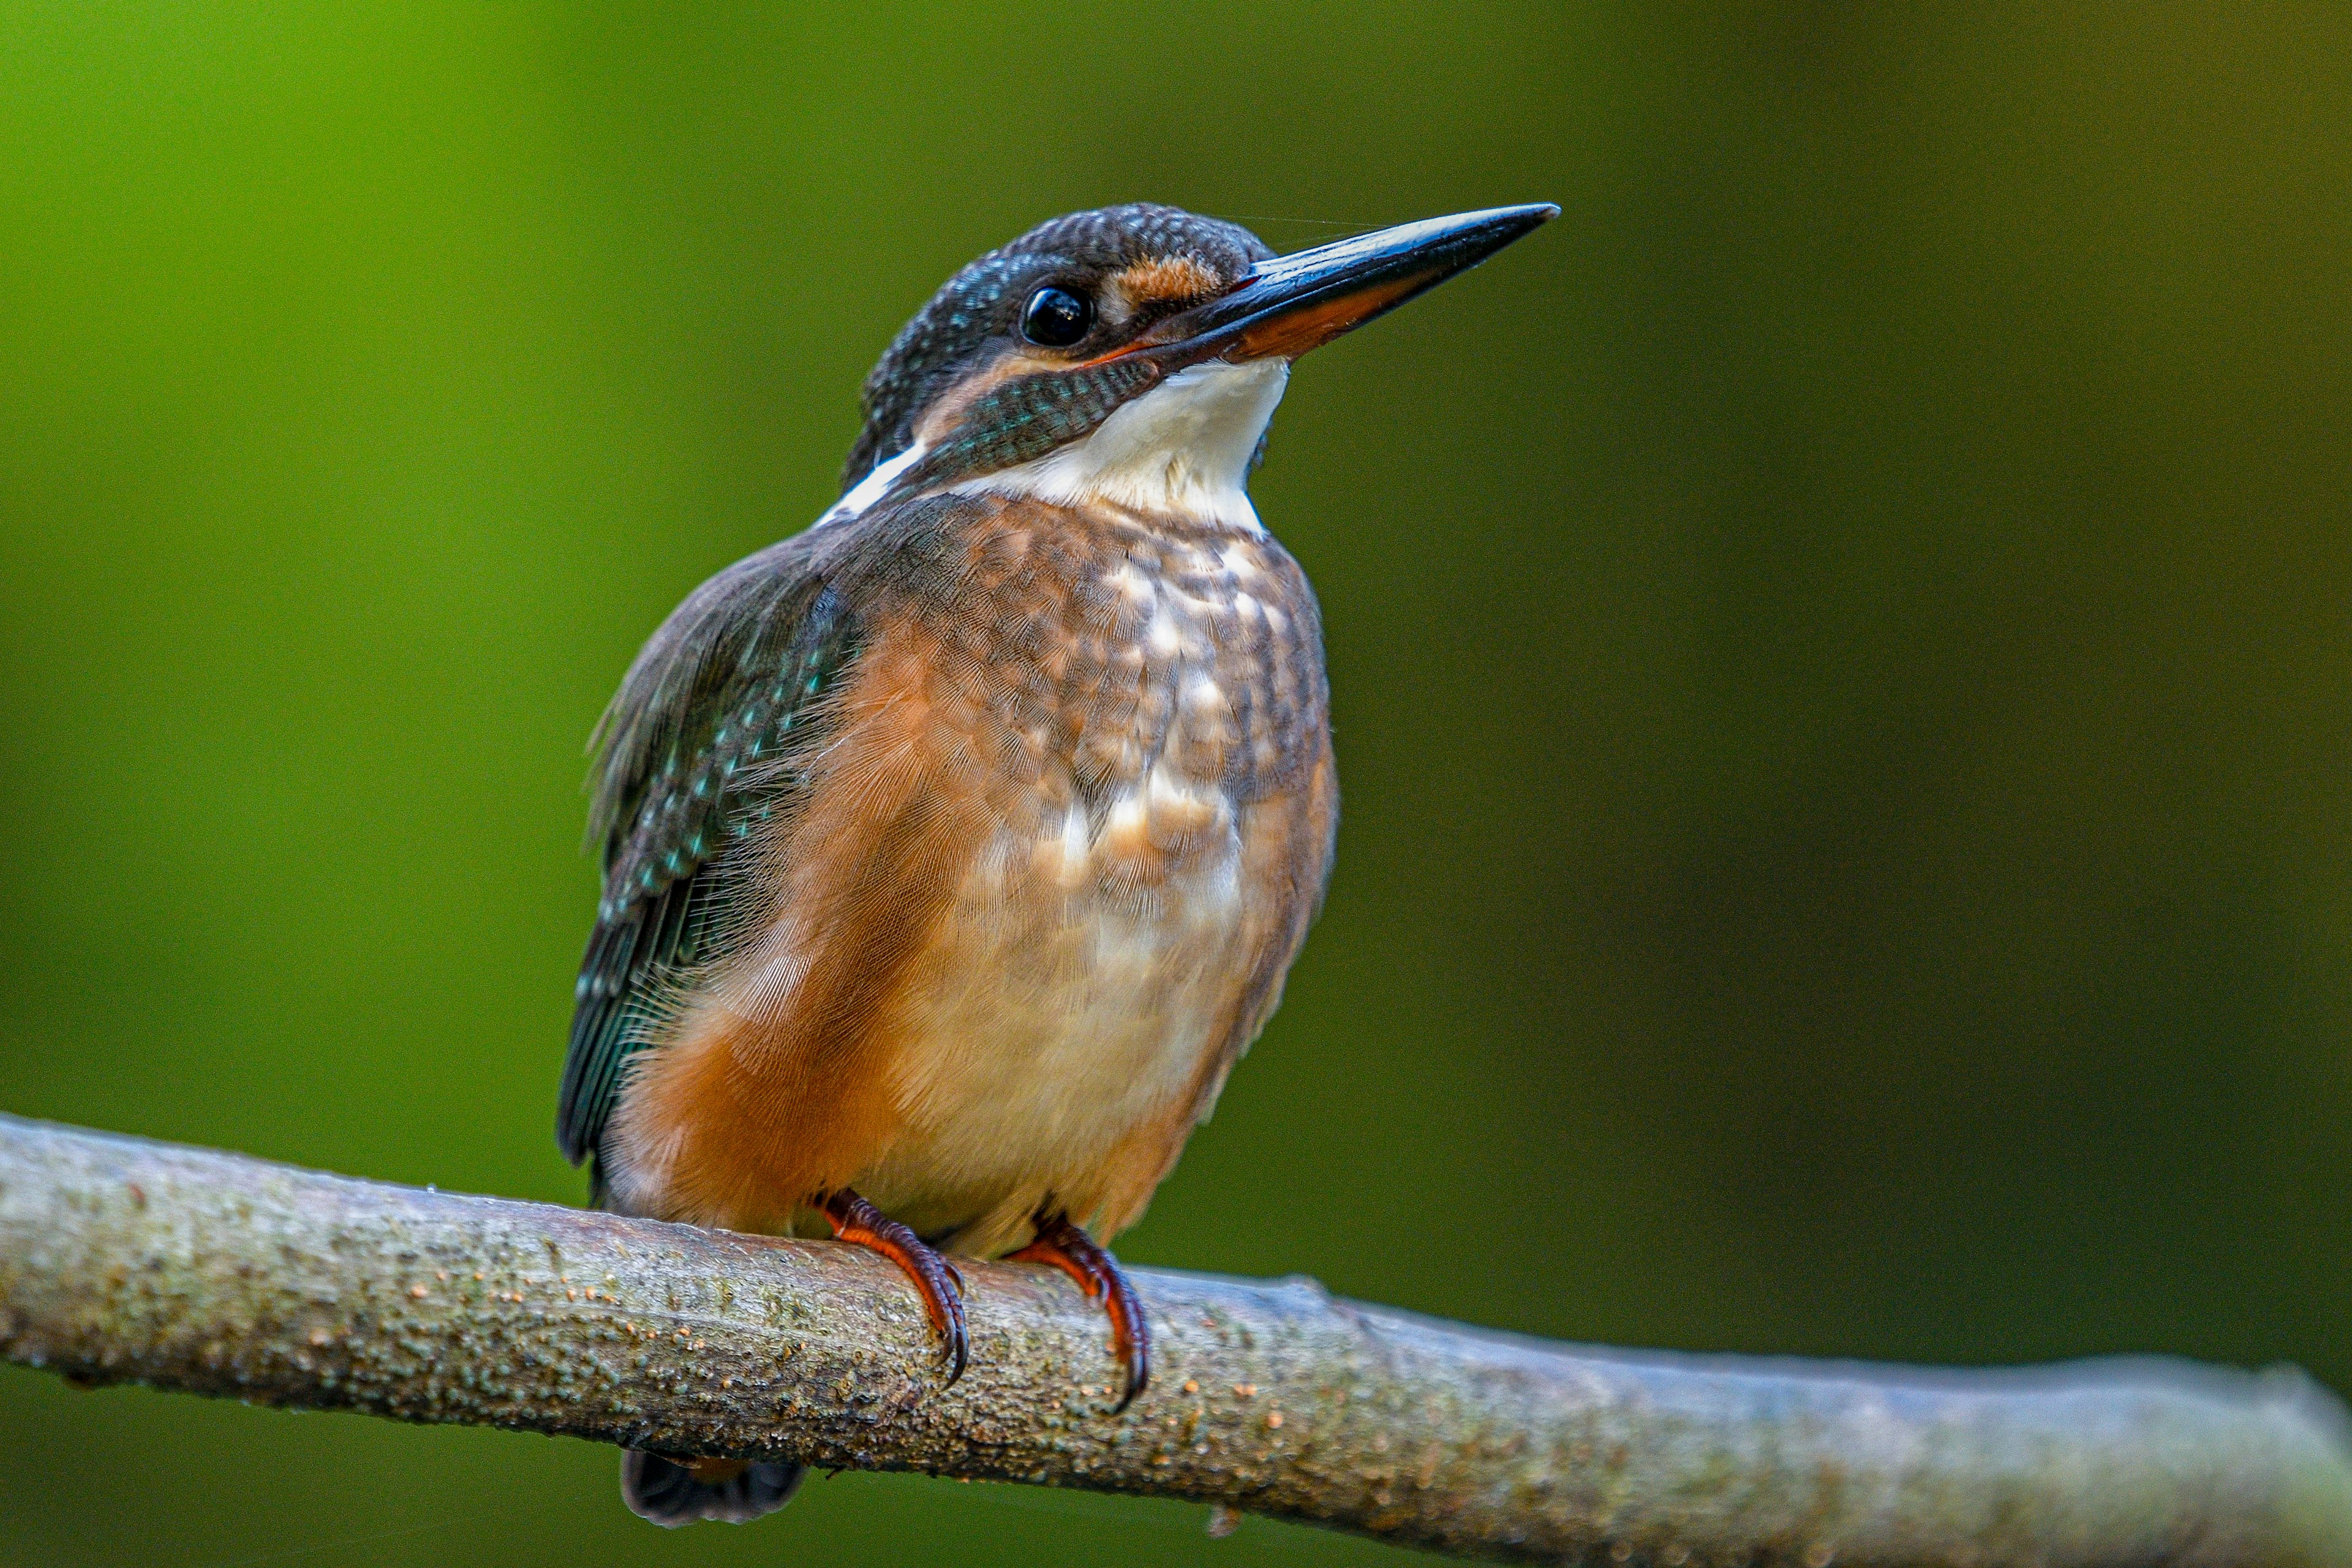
[
  {"x1": 953, "y1": 359, "x2": 1289, "y2": 532},
  {"x1": 818, "y1": 439, "x2": 929, "y2": 527}
]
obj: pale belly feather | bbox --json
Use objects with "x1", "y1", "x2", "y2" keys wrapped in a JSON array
[
  {"x1": 862, "y1": 807, "x2": 1251, "y2": 1251},
  {"x1": 856, "y1": 526, "x2": 1296, "y2": 1253}
]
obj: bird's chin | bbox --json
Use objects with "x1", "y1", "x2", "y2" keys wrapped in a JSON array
[{"x1": 952, "y1": 359, "x2": 1289, "y2": 532}]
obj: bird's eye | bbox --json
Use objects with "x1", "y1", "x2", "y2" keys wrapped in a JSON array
[{"x1": 1020, "y1": 285, "x2": 1093, "y2": 347}]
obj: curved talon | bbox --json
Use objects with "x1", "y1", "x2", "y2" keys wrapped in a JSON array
[
  {"x1": 1012, "y1": 1210, "x2": 1149, "y2": 1411},
  {"x1": 818, "y1": 1188, "x2": 969, "y2": 1384}
]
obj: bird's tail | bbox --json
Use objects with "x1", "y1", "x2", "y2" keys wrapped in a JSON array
[{"x1": 620, "y1": 1450, "x2": 805, "y2": 1526}]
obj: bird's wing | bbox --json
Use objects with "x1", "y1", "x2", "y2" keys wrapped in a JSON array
[{"x1": 557, "y1": 535, "x2": 860, "y2": 1175}]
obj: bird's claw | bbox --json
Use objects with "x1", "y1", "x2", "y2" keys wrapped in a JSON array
[
  {"x1": 818, "y1": 1188, "x2": 969, "y2": 1384},
  {"x1": 1012, "y1": 1209, "x2": 1149, "y2": 1411}
]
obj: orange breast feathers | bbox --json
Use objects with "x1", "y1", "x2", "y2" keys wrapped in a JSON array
[{"x1": 601, "y1": 498, "x2": 1336, "y2": 1254}]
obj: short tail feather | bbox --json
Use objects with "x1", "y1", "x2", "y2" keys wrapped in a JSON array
[{"x1": 620, "y1": 1450, "x2": 805, "y2": 1526}]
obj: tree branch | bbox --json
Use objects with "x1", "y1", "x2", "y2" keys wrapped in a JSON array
[{"x1": 2, "y1": 1115, "x2": 2347, "y2": 1564}]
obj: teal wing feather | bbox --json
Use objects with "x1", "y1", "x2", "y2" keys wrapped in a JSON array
[{"x1": 557, "y1": 537, "x2": 859, "y2": 1178}]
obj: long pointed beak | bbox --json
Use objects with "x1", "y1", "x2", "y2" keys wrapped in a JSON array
[{"x1": 1119, "y1": 203, "x2": 1558, "y2": 368}]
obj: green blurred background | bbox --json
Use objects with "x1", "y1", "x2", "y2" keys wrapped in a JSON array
[{"x1": 4, "y1": 3, "x2": 2349, "y2": 1563}]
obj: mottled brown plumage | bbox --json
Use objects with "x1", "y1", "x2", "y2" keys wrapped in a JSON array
[{"x1": 601, "y1": 493, "x2": 1334, "y2": 1254}]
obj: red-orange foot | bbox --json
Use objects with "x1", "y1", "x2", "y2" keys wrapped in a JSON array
[
  {"x1": 818, "y1": 1188, "x2": 968, "y2": 1384},
  {"x1": 1012, "y1": 1210, "x2": 1149, "y2": 1411}
]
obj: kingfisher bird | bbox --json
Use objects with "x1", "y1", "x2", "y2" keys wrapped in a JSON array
[{"x1": 557, "y1": 200, "x2": 1555, "y2": 1525}]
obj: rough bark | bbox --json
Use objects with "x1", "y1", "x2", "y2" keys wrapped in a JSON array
[{"x1": 1, "y1": 1114, "x2": 2347, "y2": 1565}]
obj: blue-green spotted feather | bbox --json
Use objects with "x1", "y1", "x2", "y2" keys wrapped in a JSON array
[{"x1": 558, "y1": 537, "x2": 859, "y2": 1176}]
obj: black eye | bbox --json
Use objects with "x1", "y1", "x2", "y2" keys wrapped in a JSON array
[{"x1": 1020, "y1": 285, "x2": 1093, "y2": 347}]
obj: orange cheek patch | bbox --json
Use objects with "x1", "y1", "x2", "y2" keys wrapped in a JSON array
[
  {"x1": 912, "y1": 352, "x2": 1041, "y2": 445},
  {"x1": 1114, "y1": 255, "x2": 1226, "y2": 307}
]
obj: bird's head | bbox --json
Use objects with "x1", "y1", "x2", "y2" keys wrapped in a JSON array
[{"x1": 836, "y1": 201, "x2": 1555, "y2": 529}]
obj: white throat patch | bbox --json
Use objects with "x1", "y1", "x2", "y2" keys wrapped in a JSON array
[{"x1": 954, "y1": 359, "x2": 1289, "y2": 531}]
